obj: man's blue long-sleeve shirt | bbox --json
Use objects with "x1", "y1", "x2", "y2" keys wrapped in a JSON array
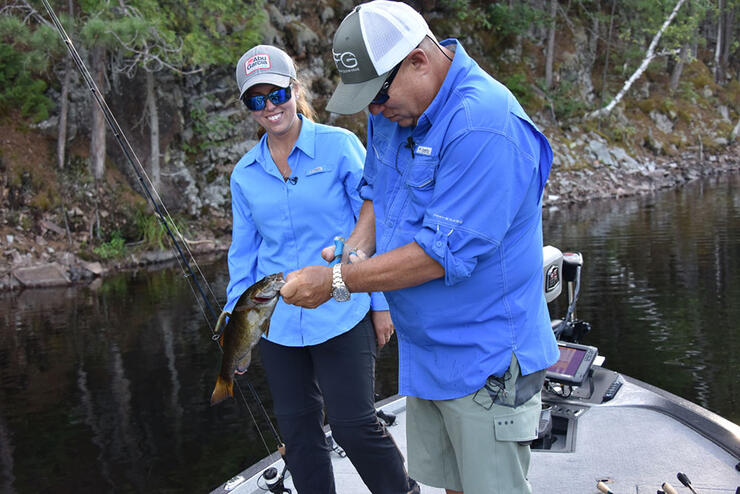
[{"x1": 359, "y1": 40, "x2": 559, "y2": 400}]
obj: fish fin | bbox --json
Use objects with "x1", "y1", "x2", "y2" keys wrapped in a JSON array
[
  {"x1": 210, "y1": 376, "x2": 234, "y2": 406},
  {"x1": 260, "y1": 319, "x2": 271, "y2": 338},
  {"x1": 214, "y1": 310, "x2": 230, "y2": 335},
  {"x1": 236, "y1": 353, "x2": 252, "y2": 374}
]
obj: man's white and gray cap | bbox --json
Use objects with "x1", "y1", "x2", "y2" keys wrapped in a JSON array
[{"x1": 327, "y1": 0, "x2": 429, "y2": 114}]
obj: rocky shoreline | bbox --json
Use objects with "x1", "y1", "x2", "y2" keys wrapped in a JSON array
[{"x1": 2, "y1": 141, "x2": 738, "y2": 292}]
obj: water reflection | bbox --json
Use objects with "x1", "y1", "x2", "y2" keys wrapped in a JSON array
[
  {"x1": 543, "y1": 173, "x2": 739, "y2": 422},
  {"x1": 0, "y1": 173, "x2": 738, "y2": 492}
]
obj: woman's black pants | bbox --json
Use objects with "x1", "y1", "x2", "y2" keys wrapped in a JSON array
[{"x1": 258, "y1": 314, "x2": 414, "y2": 494}]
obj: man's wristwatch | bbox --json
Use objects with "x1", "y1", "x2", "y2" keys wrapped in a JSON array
[{"x1": 331, "y1": 264, "x2": 351, "y2": 302}]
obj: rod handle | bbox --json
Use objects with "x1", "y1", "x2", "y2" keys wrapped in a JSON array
[
  {"x1": 597, "y1": 481, "x2": 615, "y2": 494},
  {"x1": 662, "y1": 482, "x2": 678, "y2": 494}
]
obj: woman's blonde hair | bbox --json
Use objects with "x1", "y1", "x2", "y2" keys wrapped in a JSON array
[
  {"x1": 254, "y1": 69, "x2": 316, "y2": 138},
  {"x1": 292, "y1": 76, "x2": 316, "y2": 122}
]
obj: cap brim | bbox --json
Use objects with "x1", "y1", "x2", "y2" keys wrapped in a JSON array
[
  {"x1": 239, "y1": 74, "x2": 292, "y2": 97},
  {"x1": 326, "y1": 72, "x2": 388, "y2": 115}
]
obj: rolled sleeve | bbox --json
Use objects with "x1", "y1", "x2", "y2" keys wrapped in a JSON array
[
  {"x1": 414, "y1": 130, "x2": 538, "y2": 285},
  {"x1": 414, "y1": 228, "x2": 479, "y2": 286}
]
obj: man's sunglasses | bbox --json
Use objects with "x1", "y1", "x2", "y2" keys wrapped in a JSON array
[
  {"x1": 371, "y1": 63, "x2": 402, "y2": 105},
  {"x1": 242, "y1": 85, "x2": 292, "y2": 111}
]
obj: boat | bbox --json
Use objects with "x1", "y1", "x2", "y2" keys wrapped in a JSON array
[{"x1": 210, "y1": 247, "x2": 740, "y2": 494}]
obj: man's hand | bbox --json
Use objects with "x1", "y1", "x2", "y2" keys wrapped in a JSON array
[
  {"x1": 321, "y1": 245, "x2": 369, "y2": 264},
  {"x1": 371, "y1": 310, "x2": 395, "y2": 349},
  {"x1": 281, "y1": 265, "x2": 333, "y2": 308}
]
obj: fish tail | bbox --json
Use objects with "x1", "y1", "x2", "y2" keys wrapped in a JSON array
[{"x1": 210, "y1": 376, "x2": 234, "y2": 406}]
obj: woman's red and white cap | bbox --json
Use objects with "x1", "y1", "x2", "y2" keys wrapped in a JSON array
[{"x1": 235, "y1": 45, "x2": 296, "y2": 98}]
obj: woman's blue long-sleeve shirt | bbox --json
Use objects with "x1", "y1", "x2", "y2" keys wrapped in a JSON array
[{"x1": 225, "y1": 115, "x2": 387, "y2": 346}]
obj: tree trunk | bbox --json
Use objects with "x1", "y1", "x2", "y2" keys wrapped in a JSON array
[
  {"x1": 57, "y1": 55, "x2": 72, "y2": 170},
  {"x1": 713, "y1": 0, "x2": 725, "y2": 82},
  {"x1": 90, "y1": 45, "x2": 106, "y2": 181},
  {"x1": 589, "y1": 0, "x2": 600, "y2": 56},
  {"x1": 669, "y1": 44, "x2": 689, "y2": 93},
  {"x1": 56, "y1": 0, "x2": 75, "y2": 170},
  {"x1": 600, "y1": 0, "x2": 617, "y2": 103},
  {"x1": 587, "y1": 0, "x2": 687, "y2": 120},
  {"x1": 720, "y1": 7, "x2": 733, "y2": 78},
  {"x1": 146, "y1": 70, "x2": 160, "y2": 189},
  {"x1": 545, "y1": 0, "x2": 558, "y2": 89}
]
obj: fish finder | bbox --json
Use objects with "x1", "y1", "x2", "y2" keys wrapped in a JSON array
[{"x1": 545, "y1": 341, "x2": 598, "y2": 385}]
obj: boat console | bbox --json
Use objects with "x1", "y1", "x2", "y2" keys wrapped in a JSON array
[{"x1": 535, "y1": 246, "x2": 625, "y2": 452}]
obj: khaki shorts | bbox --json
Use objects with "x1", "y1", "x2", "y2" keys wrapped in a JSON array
[{"x1": 406, "y1": 356, "x2": 542, "y2": 494}]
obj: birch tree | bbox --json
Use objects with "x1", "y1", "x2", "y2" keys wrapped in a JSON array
[{"x1": 587, "y1": 0, "x2": 688, "y2": 120}]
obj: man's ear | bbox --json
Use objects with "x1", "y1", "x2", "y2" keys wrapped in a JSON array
[{"x1": 407, "y1": 48, "x2": 431, "y2": 72}]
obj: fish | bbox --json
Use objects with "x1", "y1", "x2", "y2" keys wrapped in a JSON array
[{"x1": 210, "y1": 273, "x2": 285, "y2": 405}]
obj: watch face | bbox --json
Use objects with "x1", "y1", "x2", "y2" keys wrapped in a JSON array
[{"x1": 332, "y1": 286, "x2": 350, "y2": 302}]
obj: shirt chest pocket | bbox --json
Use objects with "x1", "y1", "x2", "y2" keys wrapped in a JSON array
[
  {"x1": 371, "y1": 136, "x2": 397, "y2": 170},
  {"x1": 404, "y1": 157, "x2": 438, "y2": 218},
  {"x1": 305, "y1": 166, "x2": 332, "y2": 177}
]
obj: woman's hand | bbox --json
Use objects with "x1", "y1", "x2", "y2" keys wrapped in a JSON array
[
  {"x1": 321, "y1": 245, "x2": 369, "y2": 264},
  {"x1": 371, "y1": 310, "x2": 395, "y2": 349}
]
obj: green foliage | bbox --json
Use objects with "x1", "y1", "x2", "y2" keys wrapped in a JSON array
[
  {"x1": 484, "y1": 2, "x2": 545, "y2": 37},
  {"x1": 187, "y1": 102, "x2": 231, "y2": 152},
  {"x1": 614, "y1": 0, "x2": 711, "y2": 70},
  {"x1": 502, "y1": 73, "x2": 534, "y2": 108},
  {"x1": 134, "y1": 211, "x2": 188, "y2": 250},
  {"x1": 0, "y1": 17, "x2": 61, "y2": 121},
  {"x1": 548, "y1": 79, "x2": 590, "y2": 121},
  {"x1": 439, "y1": 0, "x2": 545, "y2": 37},
  {"x1": 93, "y1": 230, "x2": 127, "y2": 259},
  {"x1": 129, "y1": 0, "x2": 266, "y2": 68},
  {"x1": 135, "y1": 212, "x2": 166, "y2": 250}
]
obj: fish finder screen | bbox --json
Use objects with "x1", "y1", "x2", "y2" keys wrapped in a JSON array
[{"x1": 548, "y1": 346, "x2": 586, "y2": 377}]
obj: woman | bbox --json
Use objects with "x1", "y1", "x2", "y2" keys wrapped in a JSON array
[{"x1": 226, "y1": 44, "x2": 418, "y2": 494}]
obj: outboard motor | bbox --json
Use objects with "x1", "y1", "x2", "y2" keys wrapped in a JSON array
[{"x1": 543, "y1": 246, "x2": 591, "y2": 343}]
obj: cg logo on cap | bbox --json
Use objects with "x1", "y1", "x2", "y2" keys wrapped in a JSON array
[
  {"x1": 333, "y1": 51, "x2": 358, "y2": 71},
  {"x1": 245, "y1": 54, "x2": 271, "y2": 75}
]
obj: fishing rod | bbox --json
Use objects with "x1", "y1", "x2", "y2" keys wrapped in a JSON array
[{"x1": 40, "y1": 0, "x2": 282, "y2": 455}]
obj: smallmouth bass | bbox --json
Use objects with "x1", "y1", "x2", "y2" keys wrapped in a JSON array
[{"x1": 210, "y1": 273, "x2": 285, "y2": 405}]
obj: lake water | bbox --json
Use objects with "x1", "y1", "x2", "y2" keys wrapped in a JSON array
[{"x1": 1, "y1": 173, "x2": 738, "y2": 493}]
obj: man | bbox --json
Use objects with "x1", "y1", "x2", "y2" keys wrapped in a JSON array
[{"x1": 280, "y1": 1, "x2": 559, "y2": 493}]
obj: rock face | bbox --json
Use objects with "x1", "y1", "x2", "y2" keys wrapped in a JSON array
[
  {"x1": 11, "y1": 263, "x2": 69, "y2": 287},
  {"x1": 41, "y1": 1, "x2": 738, "y2": 223},
  {"x1": 7, "y1": 1, "x2": 737, "y2": 292}
]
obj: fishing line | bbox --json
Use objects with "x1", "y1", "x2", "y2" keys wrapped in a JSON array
[{"x1": 41, "y1": 0, "x2": 282, "y2": 455}]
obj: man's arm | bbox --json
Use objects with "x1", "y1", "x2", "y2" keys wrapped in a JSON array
[{"x1": 281, "y1": 241, "x2": 443, "y2": 309}]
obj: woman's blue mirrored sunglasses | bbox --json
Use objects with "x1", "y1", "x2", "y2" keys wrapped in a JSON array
[{"x1": 242, "y1": 85, "x2": 292, "y2": 111}]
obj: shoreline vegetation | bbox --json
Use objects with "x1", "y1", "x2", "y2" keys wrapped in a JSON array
[
  {"x1": 2, "y1": 140, "x2": 738, "y2": 292},
  {"x1": 1, "y1": 0, "x2": 738, "y2": 291}
]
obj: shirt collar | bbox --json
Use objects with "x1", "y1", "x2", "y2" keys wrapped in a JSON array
[
  {"x1": 417, "y1": 39, "x2": 467, "y2": 131},
  {"x1": 292, "y1": 114, "x2": 316, "y2": 159}
]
